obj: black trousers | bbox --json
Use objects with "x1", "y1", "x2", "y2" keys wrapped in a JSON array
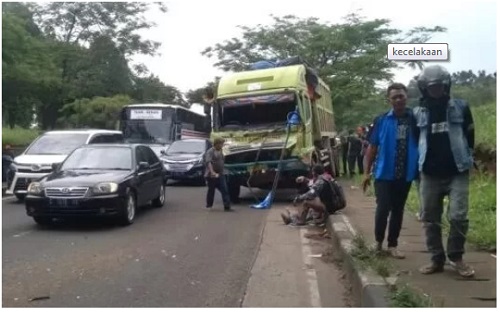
[
  {"x1": 374, "y1": 180, "x2": 412, "y2": 248},
  {"x1": 348, "y1": 155, "x2": 363, "y2": 175}
]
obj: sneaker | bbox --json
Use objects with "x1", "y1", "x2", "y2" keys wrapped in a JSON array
[
  {"x1": 388, "y1": 247, "x2": 405, "y2": 259},
  {"x1": 419, "y1": 262, "x2": 445, "y2": 275},
  {"x1": 371, "y1": 242, "x2": 383, "y2": 253},
  {"x1": 449, "y1": 260, "x2": 475, "y2": 278}
]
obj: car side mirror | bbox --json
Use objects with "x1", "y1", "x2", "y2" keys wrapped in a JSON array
[
  {"x1": 138, "y1": 162, "x2": 150, "y2": 171},
  {"x1": 52, "y1": 163, "x2": 61, "y2": 171}
]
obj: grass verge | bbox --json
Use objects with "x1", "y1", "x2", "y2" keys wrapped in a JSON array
[
  {"x1": 405, "y1": 172, "x2": 496, "y2": 251},
  {"x1": 389, "y1": 284, "x2": 434, "y2": 307},
  {"x1": 2, "y1": 127, "x2": 40, "y2": 146},
  {"x1": 349, "y1": 234, "x2": 434, "y2": 307}
]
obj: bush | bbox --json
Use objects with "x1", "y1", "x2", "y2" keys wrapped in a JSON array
[
  {"x1": 472, "y1": 102, "x2": 496, "y2": 152},
  {"x1": 2, "y1": 127, "x2": 40, "y2": 146}
]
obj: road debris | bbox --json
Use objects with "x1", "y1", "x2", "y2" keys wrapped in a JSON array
[{"x1": 29, "y1": 296, "x2": 50, "y2": 302}]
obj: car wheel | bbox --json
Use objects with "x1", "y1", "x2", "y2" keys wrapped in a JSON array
[
  {"x1": 118, "y1": 191, "x2": 136, "y2": 226},
  {"x1": 33, "y1": 216, "x2": 53, "y2": 226},
  {"x1": 15, "y1": 194, "x2": 26, "y2": 201},
  {"x1": 152, "y1": 184, "x2": 165, "y2": 208}
]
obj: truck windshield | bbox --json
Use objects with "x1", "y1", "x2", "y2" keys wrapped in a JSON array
[
  {"x1": 25, "y1": 133, "x2": 90, "y2": 155},
  {"x1": 219, "y1": 93, "x2": 296, "y2": 129}
]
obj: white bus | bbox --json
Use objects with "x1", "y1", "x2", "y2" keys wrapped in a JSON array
[{"x1": 119, "y1": 103, "x2": 211, "y2": 156}]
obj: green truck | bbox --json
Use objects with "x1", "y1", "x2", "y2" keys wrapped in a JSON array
[{"x1": 207, "y1": 62, "x2": 340, "y2": 203}]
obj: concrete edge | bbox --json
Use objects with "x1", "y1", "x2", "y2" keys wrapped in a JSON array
[{"x1": 327, "y1": 213, "x2": 393, "y2": 307}]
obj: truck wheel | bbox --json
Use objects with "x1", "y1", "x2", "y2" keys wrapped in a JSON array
[
  {"x1": 15, "y1": 194, "x2": 26, "y2": 201},
  {"x1": 228, "y1": 182, "x2": 240, "y2": 204}
]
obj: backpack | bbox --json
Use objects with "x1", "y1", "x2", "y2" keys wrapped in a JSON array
[{"x1": 320, "y1": 177, "x2": 347, "y2": 214}]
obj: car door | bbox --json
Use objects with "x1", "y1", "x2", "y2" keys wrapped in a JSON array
[
  {"x1": 142, "y1": 146, "x2": 164, "y2": 201},
  {"x1": 135, "y1": 146, "x2": 153, "y2": 206}
]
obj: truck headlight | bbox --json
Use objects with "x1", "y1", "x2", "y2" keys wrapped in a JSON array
[
  {"x1": 27, "y1": 182, "x2": 44, "y2": 195},
  {"x1": 92, "y1": 182, "x2": 118, "y2": 194}
]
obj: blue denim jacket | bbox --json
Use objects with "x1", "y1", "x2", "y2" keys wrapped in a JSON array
[{"x1": 413, "y1": 99, "x2": 474, "y2": 173}]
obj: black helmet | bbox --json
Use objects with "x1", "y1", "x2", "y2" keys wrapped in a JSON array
[{"x1": 417, "y1": 65, "x2": 451, "y2": 96}]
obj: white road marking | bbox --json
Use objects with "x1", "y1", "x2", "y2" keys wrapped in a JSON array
[
  {"x1": 299, "y1": 227, "x2": 322, "y2": 308},
  {"x1": 2, "y1": 196, "x2": 15, "y2": 201},
  {"x1": 12, "y1": 231, "x2": 32, "y2": 238},
  {"x1": 341, "y1": 214, "x2": 357, "y2": 236}
]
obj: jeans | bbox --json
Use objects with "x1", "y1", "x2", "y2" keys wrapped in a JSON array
[
  {"x1": 420, "y1": 172, "x2": 470, "y2": 264},
  {"x1": 374, "y1": 180, "x2": 412, "y2": 248},
  {"x1": 206, "y1": 175, "x2": 231, "y2": 209}
]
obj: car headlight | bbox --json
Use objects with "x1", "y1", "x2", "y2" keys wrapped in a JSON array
[
  {"x1": 92, "y1": 182, "x2": 118, "y2": 194},
  {"x1": 27, "y1": 182, "x2": 44, "y2": 195}
]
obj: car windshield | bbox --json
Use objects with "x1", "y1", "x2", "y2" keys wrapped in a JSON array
[
  {"x1": 61, "y1": 147, "x2": 132, "y2": 170},
  {"x1": 25, "y1": 133, "x2": 90, "y2": 155},
  {"x1": 166, "y1": 141, "x2": 205, "y2": 155}
]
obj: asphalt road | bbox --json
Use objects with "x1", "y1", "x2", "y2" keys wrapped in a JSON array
[{"x1": 2, "y1": 183, "x2": 351, "y2": 307}]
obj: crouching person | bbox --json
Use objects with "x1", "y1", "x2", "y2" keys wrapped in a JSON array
[{"x1": 281, "y1": 164, "x2": 334, "y2": 226}]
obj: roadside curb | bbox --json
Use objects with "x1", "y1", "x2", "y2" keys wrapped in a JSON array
[{"x1": 327, "y1": 213, "x2": 393, "y2": 307}]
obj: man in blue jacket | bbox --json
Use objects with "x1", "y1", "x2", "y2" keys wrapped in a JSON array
[
  {"x1": 362, "y1": 82, "x2": 419, "y2": 259},
  {"x1": 414, "y1": 65, "x2": 475, "y2": 277}
]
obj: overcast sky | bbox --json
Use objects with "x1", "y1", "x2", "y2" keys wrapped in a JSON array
[{"x1": 132, "y1": 0, "x2": 497, "y2": 93}]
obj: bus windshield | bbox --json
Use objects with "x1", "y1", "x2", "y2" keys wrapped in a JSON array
[{"x1": 121, "y1": 107, "x2": 173, "y2": 144}]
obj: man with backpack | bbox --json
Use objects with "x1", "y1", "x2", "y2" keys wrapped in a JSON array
[
  {"x1": 413, "y1": 65, "x2": 475, "y2": 277},
  {"x1": 281, "y1": 164, "x2": 346, "y2": 226}
]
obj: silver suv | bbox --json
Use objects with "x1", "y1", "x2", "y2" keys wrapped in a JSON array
[{"x1": 6, "y1": 129, "x2": 123, "y2": 200}]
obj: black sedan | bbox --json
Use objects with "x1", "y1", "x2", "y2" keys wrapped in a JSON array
[
  {"x1": 161, "y1": 139, "x2": 211, "y2": 184},
  {"x1": 25, "y1": 144, "x2": 167, "y2": 226}
]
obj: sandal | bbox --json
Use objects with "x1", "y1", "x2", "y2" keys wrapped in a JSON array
[
  {"x1": 281, "y1": 213, "x2": 291, "y2": 225},
  {"x1": 419, "y1": 262, "x2": 445, "y2": 274},
  {"x1": 450, "y1": 260, "x2": 475, "y2": 278}
]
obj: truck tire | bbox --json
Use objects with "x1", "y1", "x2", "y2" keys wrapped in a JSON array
[{"x1": 15, "y1": 194, "x2": 26, "y2": 201}]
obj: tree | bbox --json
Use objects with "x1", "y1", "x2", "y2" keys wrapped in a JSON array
[
  {"x1": 131, "y1": 75, "x2": 187, "y2": 107},
  {"x1": 68, "y1": 35, "x2": 133, "y2": 100},
  {"x1": 2, "y1": 5, "x2": 59, "y2": 128},
  {"x1": 58, "y1": 94, "x2": 132, "y2": 129},
  {"x1": 201, "y1": 13, "x2": 446, "y2": 129},
  {"x1": 31, "y1": 2, "x2": 168, "y2": 129},
  {"x1": 185, "y1": 78, "x2": 220, "y2": 104}
]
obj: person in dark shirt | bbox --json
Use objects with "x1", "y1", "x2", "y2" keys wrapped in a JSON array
[
  {"x1": 204, "y1": 137, "x2": 232, "y2": 211},
  {"x1": 340, "y1": 135, "x2": 349, "y2": 176},
  {"x1": 347, "y1": 131, "x2": 363, "y2": 175},
  {"x1": 362, "y1": 83, "x2": 419, "y2": 259},
  {"x1": 414, "y1": 65, "x2": 475, "y2": 278}
]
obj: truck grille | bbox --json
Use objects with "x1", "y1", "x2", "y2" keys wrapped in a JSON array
[{"x1": 45, "y1": 187, "x2": 89, "y2": 198}]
